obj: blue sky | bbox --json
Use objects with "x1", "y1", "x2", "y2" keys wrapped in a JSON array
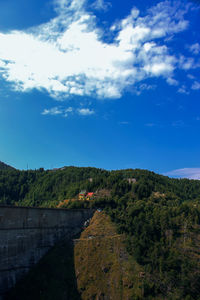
[{"x1": 0, "y1": 0, "x2": 200, "y2": 178}]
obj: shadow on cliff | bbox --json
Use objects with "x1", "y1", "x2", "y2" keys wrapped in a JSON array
[{"x1": 5, "y1": 238, "x2": 81, "y2": 300}]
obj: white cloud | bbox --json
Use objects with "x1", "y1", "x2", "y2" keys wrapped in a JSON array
[
  {"x1": 191, "y1": 81, "x2": 200, "y2": 90},
  {"x1": 0, "y1": 0, "x2": 197, "y2": 100},
  {"x1": 42, "y1": 106, "x2": 74, "y2": 117},
  {"x1": 136, "y1": 83, "x2": 156, "y2": 95},
  {"x1": 64, "y1": 106, "x2": 73, "y2": 117},
  {"x1": 179, "y1": 55, "x2": 200, "y2": 70},
  {"x1": 91, "y1": 0, "x2": 111, "y2": 11},
  {"x1": 189, "y1": 43, "x2": 200, "y2": 55},
  {"x1": 42, "y1": 107, "x2": 63, "y2": 115},
  {"x1": 65, "y1": 107, "x2": 73, "y2": 112},
  {"x1": 78, "y1": 108, "x2": 95, "y2": 115},
  {"x1": 42, "y1": 106, "x2": 95, "y2": 117},
  {"x1": 177, "y1": 85, "x2": 189, "y2": 94},
  {"x1": 167, "y1": 77, "x2": 179, "y2": 86},
  {"x1": 140, "y1": 83, "x2": 156, "y2": 90},
  {"x1": 165, "y1": 168, "x2": 200, "y2": 180},
  {"x1": 179, "y1": 56, "x2": 194, "y2": 70}
]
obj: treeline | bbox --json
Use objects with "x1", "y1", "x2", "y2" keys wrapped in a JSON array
[
  {"x1": 0, "y1": 166, "x2": 108, "y2": 207},
  {"x1": 1, "y1": 167, "x2": 200, "y2": 208},
  {"x1": 0, "y1": 161, "x2": 14, "y2": 171}
]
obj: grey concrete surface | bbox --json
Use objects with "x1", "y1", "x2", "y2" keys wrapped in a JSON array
[{"x1": 0, "y1": 206, "x2": 94, "y2": 298}]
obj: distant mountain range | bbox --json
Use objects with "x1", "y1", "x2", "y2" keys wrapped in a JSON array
[{"x1": 0, "y1": 161, "x2": 14, "y2": 170}]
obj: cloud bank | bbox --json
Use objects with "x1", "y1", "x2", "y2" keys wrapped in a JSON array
[
  {"x1": 165, "y1": 168, "x2": 200, "y2": 180},
  {"x1": 0, "y1": 0, "x2": 199, "y2": 99}
]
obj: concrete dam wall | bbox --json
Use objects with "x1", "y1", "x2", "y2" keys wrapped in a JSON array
[{"x1": 0, "y1": 206, "x2": 94, "y2": 298}]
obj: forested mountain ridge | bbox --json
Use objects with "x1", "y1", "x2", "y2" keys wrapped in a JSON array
[
  {"x1": 2, "y1": 165, "x2": 200, "y2": 299},
  {"x1": 0, "y1": 161, "x2": 14, "y2": 171},
  {"x1": 1, "y1": 165, "x2": 200, "y2": 208}
]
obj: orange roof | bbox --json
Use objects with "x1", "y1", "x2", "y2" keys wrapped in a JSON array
[{"x1": 87, "y1": 192, "x2": 94, "y2": 196}]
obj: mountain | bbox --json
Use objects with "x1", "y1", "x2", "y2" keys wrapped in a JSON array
[
  {"x1": 1, "y1": 166, "x2": 200, "y2": 208},
  {"x1": 2, "y1": 166, "x2": 200, "y2": 299},
  {"x1": 0, "y1": 161, "x2": 14, "y2": 170}
]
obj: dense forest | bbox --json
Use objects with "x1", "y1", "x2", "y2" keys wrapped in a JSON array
[
  {"x1": 1, "y1": 165, "x2": 200, "y2": 208},
  {"x1": 1, "y1": 164, "x2": 200, "y2": 299}
]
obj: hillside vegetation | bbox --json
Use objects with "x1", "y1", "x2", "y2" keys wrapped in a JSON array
[
  {"x1": 74, "y1": 211, "x2": 141, "y2": 300},
  {"x1": 1, "y1": 166, "x2": 200, "y2": 208},
  {"x1": 1, "y1": 165, "x2": 200, "y2": 298},
  {"x1": 0, "y1": 161, "x2": 14, "y2": 171}
]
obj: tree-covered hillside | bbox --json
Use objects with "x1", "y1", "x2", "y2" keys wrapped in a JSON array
[
  {"x1": 0, "y1": 161, "x2": 14, "y2": 171},
  {"x1": 1, "y1": 166, "x2": 200, "y2": 208},
  {"x1": 0, "y1": 166, "x2": 109, "y2": 206},
  {"x1": 1, "y1": 165, "x2": 200, "y2": 298}
]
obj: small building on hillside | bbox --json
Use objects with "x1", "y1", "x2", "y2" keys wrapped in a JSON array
[
  {"x1": 79, "y1": 191, "x2": 94, "y2": 201},
  {"x1": 79, "y1": 190, "x2": 87, "y2": 200},
  {"x1": 86, "y1": 192, "x2": 94, "y2": 200}
]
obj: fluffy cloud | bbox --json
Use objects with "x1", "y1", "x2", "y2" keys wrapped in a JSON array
[
  {"x1": 165, "y1": 168, "x2": 200, "y2": 180},
  {"x1": 0, "y1": 0, "x2": 197, "y2": 99},
  {"x1": 78, "y1": 108, "x2": 95, "y2": 115},
  {"x1": 191, "y1": 81, "x2": 200, "y2": 90},
  {"x1": 42, "y1": 106, "x2": 74, "y2": 117},
  {"x1": 179, "y1": 55, "x2": 200, "y2": 70},
  {"x1": 91, "y1": 0, "x2": 111, "y2": 11},
  {"x1": 167, "y1": 77, "x2": 179, "y2": 86},
  {"x1": 189, "y1": 43, "x2": 200, "y2": 55},
  {"x1": 177, "y1": 85, "x2": 189, "y2": 94},
  {"x1": 135, "y1": 83, "x2": 156, "y2": 95},
  {"x1": 42, "y1": 107, "x2": 63, "y2": 115}
]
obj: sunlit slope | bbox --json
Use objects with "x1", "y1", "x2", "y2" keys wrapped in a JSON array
[{"x1": 74, "y1": 211, "x2": 143, "y2": 300}]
